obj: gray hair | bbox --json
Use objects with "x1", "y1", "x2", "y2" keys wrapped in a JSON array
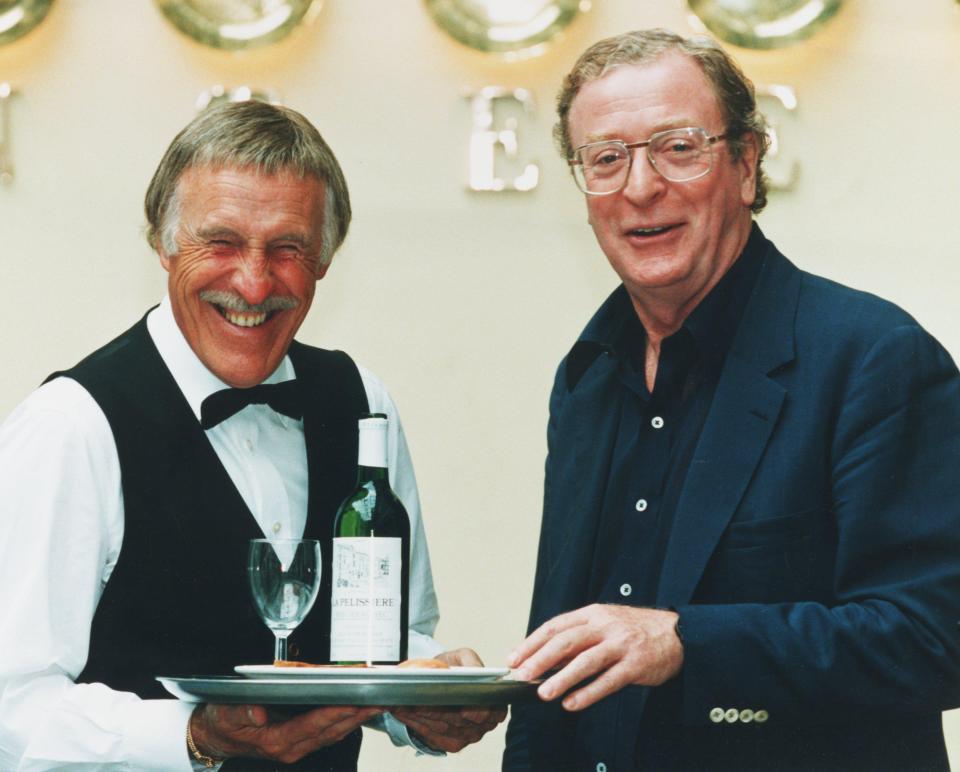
[
  {"x1": 555, "y1": 28, "x2": 770, "y2": 213},
  {"x1": 145, "y1": 100, "x2": 351, "y2": 264}
]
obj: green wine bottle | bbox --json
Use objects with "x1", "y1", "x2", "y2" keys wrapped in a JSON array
[{"x1": 330, "y1": 413, "x2": 410, "y2": 664}]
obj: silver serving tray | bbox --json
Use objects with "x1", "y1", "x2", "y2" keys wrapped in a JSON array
[
  {"x1": 424, "y1": 0, "x2": 588, "y2": 57},
  {"x1": 158, "y1": 675, "x2": 538, "y2": 705},
  {"x1": 153, "y1": 0, "x2": 323, "y2": 50},
  {"x1": 687, "y1": 0, "x2": 842, "y2": 50},
  {"x1": 0, "y1": 0, "x2": 54, "y2": 46}
]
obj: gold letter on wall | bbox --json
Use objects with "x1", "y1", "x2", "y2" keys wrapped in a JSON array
[
  {"x1": 466, "y1": 86, "x2": 539, "y2": 192},
  {"x1": 757, "y1": 84, "x2": 800, "y2": 192},
  {"x1": 0, "y1": 83, "x2": 15, "y2": 186}
]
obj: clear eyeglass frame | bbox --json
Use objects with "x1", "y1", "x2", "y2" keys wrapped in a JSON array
[{"x1": 569, "y1": 127, "x2": 728, "y2": 195}]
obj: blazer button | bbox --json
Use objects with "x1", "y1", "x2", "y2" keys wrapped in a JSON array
[
  {"x1": 595, "y1": 763, "x2": 607, "y2": 772},
  {"x1": 724, "y1": 708, "x2": 739, "y2": 723},
  {"x1": 709, "y1": 707, "x2": 725, "y2": 723},
  {"x1": 288, "y1": 644, "x2": 300, "y2": 657},
  {"x1": 619, "y1": 583, "x2": 632, "y2": 597},
  {"x1": 739, "y1": 709, "x2": 754, "y2": 723},
  {"x1": 754, "y1": 710, "x2": 769, "y2": 723}
]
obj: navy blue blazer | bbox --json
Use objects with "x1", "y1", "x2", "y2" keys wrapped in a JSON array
[{"x1": 504, "y1": 229, "x2": 960, "y2": 771}]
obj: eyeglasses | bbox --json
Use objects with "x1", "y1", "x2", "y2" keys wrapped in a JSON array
[{"x1": 570, "y1": 127, "x2": 728, "y2": 195}]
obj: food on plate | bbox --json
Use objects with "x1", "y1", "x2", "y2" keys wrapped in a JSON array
[
  {"x1": 397, "y1": 657, "x2": 450, "y2": 669},
  {"x1": 273, "y1": 660, "x2": 370, "y2": 668},
  {"x1": 271, "y1": 658, "x2": 451, "y2": 669}
]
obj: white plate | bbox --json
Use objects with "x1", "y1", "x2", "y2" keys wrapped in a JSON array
[{"x1": 235, "y1": 664, "x2": 511, "y2": 681}]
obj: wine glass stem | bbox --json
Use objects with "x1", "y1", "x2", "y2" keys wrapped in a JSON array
[{"x1": 275, "y1": 634, "x2": 287, "y2": 662}]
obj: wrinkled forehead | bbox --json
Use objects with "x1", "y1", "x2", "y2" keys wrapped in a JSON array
[
  {"x1": 169, "y1": 162, "x2": 325, "y2": 211},
  {"x1": 171, "y1": 164, "x2": 328, "y2": 231},
  {"x1": 568, "y1": 53, "x2": 722, "y2": 146}
]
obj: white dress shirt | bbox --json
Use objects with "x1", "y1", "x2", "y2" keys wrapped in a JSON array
[{"x1": 0, "y1": 298, "x2": 442, "y2": 770}]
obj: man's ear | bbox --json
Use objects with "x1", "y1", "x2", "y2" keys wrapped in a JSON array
[
  {"x1": 158, "y1": 249, "x2": 172, "y2": 273},
  {"x1": 736, "y1": 132, "x2": 760, "y2": 208},
  {"x1": 315, "y1": 260, "x2": 330, "y2": 280}
]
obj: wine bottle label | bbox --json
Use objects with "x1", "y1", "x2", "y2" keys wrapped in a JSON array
[{"x1": 330, "y1": 536, "x2": 403, "y2": 662}]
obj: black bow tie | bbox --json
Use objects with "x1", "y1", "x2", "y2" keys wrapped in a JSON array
[{"x1": 200, "y1": 380, "x2": 304, "y2": 430}]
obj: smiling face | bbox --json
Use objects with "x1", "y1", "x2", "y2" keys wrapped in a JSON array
[
  {"x1": 568, "y1": 52, "x2": 757, "y2": 315},
  {"x1": 159, "y1": 165, "x2": 329, "y2": 388}
]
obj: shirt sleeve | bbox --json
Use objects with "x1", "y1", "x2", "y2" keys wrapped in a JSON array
[
  {"x1": 674, "y1": 323, "x2": 960, "y2": 724},
  {"x1": 0, "y1": 378, "x2": 196, "y2": 771}
]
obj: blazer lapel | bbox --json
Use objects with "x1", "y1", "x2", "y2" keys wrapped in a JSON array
[
  {"x1": 539, "y1": 354, "x2": 624, "y2": 620},
  {"x1": 657, "y1": 245, "x2": 802, "y2": 607}
]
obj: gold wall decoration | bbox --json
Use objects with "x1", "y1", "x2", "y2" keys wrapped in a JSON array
[
  {"x1": 466, "y1": 86, "x2": 539, "y2": 192},
  {"x1": 757, "y1": 84, "x2": 800, "y2": 191},
  {"x1": 196, "y1": 84, "x2": 281, "y2": 112},
  {"x1": 425, "y1": 0, "x2": 591, "y2": 59},
  {"x1": 154, "y1": 0, "x2": 323, "y2": 50},
  {"x1": 687, "y1": 0, "x2": 842, "y2": 49},
  {"x1": 0, "y1": 0, "x2": 54, "y2": 46}
]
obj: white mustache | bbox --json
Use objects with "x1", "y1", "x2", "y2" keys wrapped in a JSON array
[{"x1": 199, "y1": 290, "x2": 300, "y2": 313}]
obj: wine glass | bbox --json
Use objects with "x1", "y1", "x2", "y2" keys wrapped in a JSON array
[{"x1": 247, "y1": 538, "x2": 321, "y2": 662}]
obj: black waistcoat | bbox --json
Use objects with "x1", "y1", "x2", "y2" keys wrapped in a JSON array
[{"x1": 48, "y1": 314, "x2": 368, "y2": 770}]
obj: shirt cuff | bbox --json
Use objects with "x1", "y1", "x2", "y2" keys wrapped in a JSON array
[
  {"x1": 376, "y1": 712, "x2": 446, "y2": 757},
  {"x1": 121, "y1": 699, "x2": 198, "y2": 771}
]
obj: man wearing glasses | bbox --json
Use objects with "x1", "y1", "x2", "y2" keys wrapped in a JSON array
[{"x1": 503, "y1": 28, "x2": 960, "y2": 772}]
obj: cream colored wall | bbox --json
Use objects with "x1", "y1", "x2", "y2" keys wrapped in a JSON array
[{"x1": 1, "y1": 1, "x2": 958, "y2": 769}]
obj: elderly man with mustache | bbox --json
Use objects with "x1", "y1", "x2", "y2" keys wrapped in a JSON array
[{"x1": 0, "y1": 101, "x2": 503, "y2": 771}]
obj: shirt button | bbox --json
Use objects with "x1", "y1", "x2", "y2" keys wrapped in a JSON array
[
  {"x1": 272, "y1": 522, "x2": 282, "y2": 534},
  {"x1": 709, "y1": 707, "x2": 725, "y2": 723},
  {"x1": 244, "y1": 438, "x2": 254, "y2": 451},
  {"x1": 619, "y1": 583, "x2": 632, "y2": 597},
  {"x1": 651, "y1": 416, "x2": 664, "y2": 429},
  {"x1": 754, "y1": 709, "x2": 769, "y2": 723},
  {"x1": 635, "y1": 498, "x2": 648, "y2": 512},
  {"x1": 724, "y1": 708, "x2": 739, "y2": 723},
  {"x1": 596, "y1": 764, "x2": 607, "y2": 772},
  {"x1": 739, "y1": 709, "x2": 754, "y2": 723}
]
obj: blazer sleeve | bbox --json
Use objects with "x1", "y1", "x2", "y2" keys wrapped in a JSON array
[
  {"x1": 675, "y1": 322, "x2": 960, "y2": 724},
  {"x1": 502, "y1": 359, "x2": 571, "y2": 771}
]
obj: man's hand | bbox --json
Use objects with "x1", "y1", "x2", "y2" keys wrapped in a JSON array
[
  {"x1": 190, "y1": 703, "x2": 383, "y2": 764},
  {"x1": 391, "y1": 648, "x2": 507, "y2": 753},
  {"x1": 506, "y1": 604, "x2": 683, "y2": 712}
]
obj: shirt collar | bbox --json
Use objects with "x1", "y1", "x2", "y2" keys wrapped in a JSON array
[
  {"x1": 146, "y1": 295, "x2": 296, "y2": 422},
  {"x1": 567, "y1": 223, "x2": 766, "y2": 388},
  {"x1": 682, "y1": 223, "x2": 765, "y2": 367}
]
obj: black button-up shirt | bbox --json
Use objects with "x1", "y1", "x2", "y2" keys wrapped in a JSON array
[{"x1": 568, "y1": 228, "x2": 765, "y2": 770}]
